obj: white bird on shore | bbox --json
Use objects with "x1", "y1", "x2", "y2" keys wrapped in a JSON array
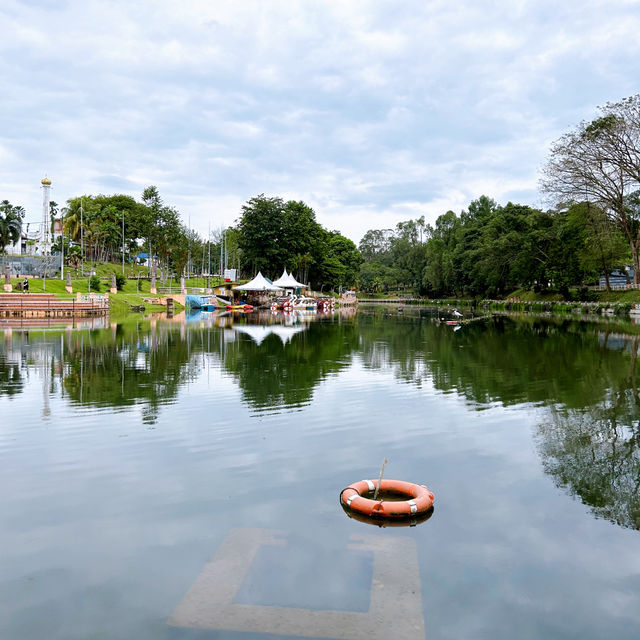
[{"x1": 452, "y1": 309, "x2": 462, "y2": 318}]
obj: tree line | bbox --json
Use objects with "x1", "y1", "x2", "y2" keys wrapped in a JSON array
[
  {"x1": 358, "y1": 196, "x2": 628, "y2": 297},
  {"x1": 2, "y1": 188, "x2": 363, "y2": 290},
  {"x1": 4, "y1": 94, "x2": 639, "y2": 295},
  {"x1": 359, "y1": 94, "x2": 640, "y2": 297}
]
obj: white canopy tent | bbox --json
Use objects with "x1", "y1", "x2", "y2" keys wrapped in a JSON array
[
  {"x1": 233, "y1": 271, "x2": 283, "y2": 292},
  {"x1": 271, "y1": 270, "x2": 306, "y2": 289}
]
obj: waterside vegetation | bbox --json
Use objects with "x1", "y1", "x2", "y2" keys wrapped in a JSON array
[
  {"x1": 358, "y1": 95, "x2": 640, "y2": 300},
  {"x1": 3, "y1": 94, "x2": 640, "y2": 309}
]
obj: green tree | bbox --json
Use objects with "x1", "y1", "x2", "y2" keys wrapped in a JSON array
[
  {"x1": 63, "y1": 189, "x2": 187, "y2": 278},
  {"x1": 0, "y1": 200, "x2": 24, "y2": 254},
  {"x1": 562, "y1": 202, "x2": 628, "y2": 291},
  {"x1": 541, "y1": 95, "x2": 640, "y2": 283},
  {"x1": 422, "y1": 210, "x2": 460, "y2": 296},
  {"x1": 359, "y1": 262, "x2": 404, "y2": 293},
  {"x1": 325, "y1": 233, "x2": 363, "y2": 289},
  {"x1": 49, "y1": 200, "x2": 59, "y2": 236},
  {"x1": 237, "y1": 195, "x2": 285, "y2": 275},
  {"x1": 235, "y1": 195, "x2": 360, "y2": 289},
  {"x1": 358, "y1": 228, "x2": 394, "y2": 264}
]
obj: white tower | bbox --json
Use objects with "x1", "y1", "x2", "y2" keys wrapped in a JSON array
[{"x1": 41, "y1": 176, "x2": 51, "y2": 251}]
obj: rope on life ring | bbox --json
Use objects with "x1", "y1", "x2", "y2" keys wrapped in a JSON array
[{"x1": 340, "y1": 479, "x2": 434, "y2": 519}]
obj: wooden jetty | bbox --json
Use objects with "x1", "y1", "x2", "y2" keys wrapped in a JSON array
[{"x1": 0, "y1": 293, "x2": 109, "y2": 320}]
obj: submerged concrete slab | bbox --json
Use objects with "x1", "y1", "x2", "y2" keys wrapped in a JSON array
[{"x1": 168, "y1": 527, "x2": 425, "y2": 639}]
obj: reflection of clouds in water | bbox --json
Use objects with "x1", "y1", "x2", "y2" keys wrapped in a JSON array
[
  {"x1": 598, "y1": 331, "x2": 640, "y2": 353},
  {"x1": 537, "y1": 397, "x2": 640, "y2": 530}
]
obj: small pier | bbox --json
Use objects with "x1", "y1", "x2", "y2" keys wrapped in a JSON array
[{"x1": 0, "y1": 293, "x2": 109, "y2": 321}]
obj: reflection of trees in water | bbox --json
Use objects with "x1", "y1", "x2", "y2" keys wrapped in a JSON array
[
  {"x1": 537, "y1": 337, "x2": 640, "y2": 530},
  {"x1": 538, "y1": 398, "x2": 640, "y2": 530},
  {"x1": 222, "y1": 319, "x2": 359, "y2": 410},
  {"x1": 358, "y1": 312, "x2": 432, "y2": 386},
  {"x1": 62, "y1": 318, "x2": 360, "y2": 416},
  {"x1": 0, "y1": 359, "x2": 24, "y2": 397},
  {"x1": 5, "y1": 315, "x2": 640, "y2": 529},
  {"x1": 7, "y1": 317, "x2": 359, "y2": 420},
  {"x1": 359, "y1": 313, "x2": 633, "y2": 409},
  {"x1": 62, "y1": 328, "x2": 199, "y2": 424},
  {"x1": 359, "y1": 311, "x2": 640, "y2": 530}
]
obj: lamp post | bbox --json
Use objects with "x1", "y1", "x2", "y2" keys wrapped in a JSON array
[
  {"x1": 80, "y1": 197, "x2": 83, "y2": 275},
  {"x1": 121, "y1": 209, "x2": 125, "y2": 275}
]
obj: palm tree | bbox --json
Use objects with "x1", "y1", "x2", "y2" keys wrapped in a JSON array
[
  {"x1": 62, "y1": 201, "x2": 83, "y2": 243},
  {"x1": 0, "y1": 200, "x2": 24, "y2": 254}
]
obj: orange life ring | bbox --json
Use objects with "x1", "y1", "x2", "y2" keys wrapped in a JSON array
[{"x1": 340, "y1": 479, "x2": 434, "y2": 519}]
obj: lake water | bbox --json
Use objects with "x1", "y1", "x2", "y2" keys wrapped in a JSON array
[{"x1": 1, "y1": 307, "x2": 639, "y2": 639}]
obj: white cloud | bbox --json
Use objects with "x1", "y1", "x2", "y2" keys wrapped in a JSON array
[{"x1": 1, "y1": 0, "x2": 640, "y2": 244}]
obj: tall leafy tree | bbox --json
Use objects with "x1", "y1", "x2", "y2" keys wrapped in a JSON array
[
  {"x1": 422, "y1": 210, "x2": 460, "y2": 296},
  {"x1": 236, "y1": 194, "x2": 361, "y2": 288},
  {"x1": 541, "y1": 95, "x2": 640, "y2": 283},
  {"x1": 358, "y1": 228, "x2": 394, "y2": 264},
  {"x1": 326, "y1": 233, "x2": 363, "y2": 289},
  {"x1": 237, "y1": 195, "x2": 285, "y2": 275},
  {"x1": 281, "y1": 200, "x2": 323, "y2": 283}
]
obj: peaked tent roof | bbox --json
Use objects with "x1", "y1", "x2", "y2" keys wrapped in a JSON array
[
  {"x1": 233, "y1": 271, "x2": 283, "y2": 291},
  {"x1": 272, "y1": 270, "x2": 306, "y2": 289},
  {"x1": 272, "y1": 269, "x2": 290, "y2": 287}
]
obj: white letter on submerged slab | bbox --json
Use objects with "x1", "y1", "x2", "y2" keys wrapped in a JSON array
[{"x1": 168, "y1": 527, "x2": 425, "y2": 639}]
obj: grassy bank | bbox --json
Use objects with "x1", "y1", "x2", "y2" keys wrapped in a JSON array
[
  {"x1": 506, "y1": 287, "x2": 640, "y2": 304},
  {"x1": 358, "y1": 289, "x2": 640, "y2": 318}
]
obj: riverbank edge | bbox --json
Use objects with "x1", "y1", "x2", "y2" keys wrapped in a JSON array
[{"x1": 358, "y1": 297, "x2": 639, "y2": 318}]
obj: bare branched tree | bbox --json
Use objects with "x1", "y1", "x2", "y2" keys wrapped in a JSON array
[{"x1": 541, "y1": 95, "x2": 640, "y2": 283}]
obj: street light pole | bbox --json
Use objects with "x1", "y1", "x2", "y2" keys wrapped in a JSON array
[
  {"x1": 60, "y1": 225, "x2": 64, "y2": 281},
  {"x1": 80, "y1": 197, "x2": 83, "y2": 275},
  {"x1": 122, "y1": 209, "x2": 125, "y2": 275}
]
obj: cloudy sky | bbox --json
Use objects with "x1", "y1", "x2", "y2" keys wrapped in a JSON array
[{"x1": 2, "y1": 0, "x2": 640, "y2": 243}]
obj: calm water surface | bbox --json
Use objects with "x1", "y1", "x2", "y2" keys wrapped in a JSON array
[{"x1": 1, "y1": 308, "x2": 639, "y2": 639}]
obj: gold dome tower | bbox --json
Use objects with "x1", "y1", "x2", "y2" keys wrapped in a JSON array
[{"x1": 41, "y1": 175, "x2": 52, "y2": 248}]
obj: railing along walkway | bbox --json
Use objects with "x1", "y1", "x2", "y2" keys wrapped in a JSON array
[
  {"x1": 357, "y1": 298, "x2": 424, "y2": 303},
  {"x1": 0, "y1": 293, "x2": 109, "y2": 318},
  {"x1": 588, "y1": 284, "x2": 640, "y2": 291}
]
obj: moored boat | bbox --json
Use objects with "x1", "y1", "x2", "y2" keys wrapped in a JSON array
[
  {"x1": 226, "y1": 303, "x2": 254, "y2": 312},
  {"x1": 292, "y1": 296, "x2": 317, "y2": 311}
]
